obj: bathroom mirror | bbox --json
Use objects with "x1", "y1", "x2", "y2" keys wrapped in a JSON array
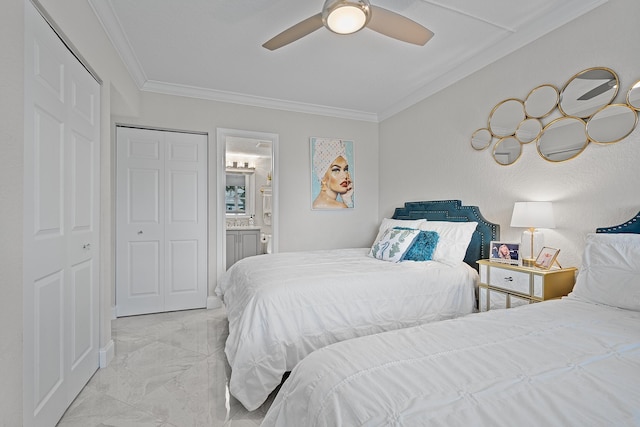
[
  {"x1": 471, "y1": 128, "x2": 492, "y2": 150},
  {"x1": 559, "y1": 67, "x2": 619, "y2": 118},
  {"x1": 525, "y1": 84, "x2": 558, "y2": 118},
  {"x1": 493, "y1": 136, "x2": 522, "y2": 165},
  {"x1": 586, "y1": 104, "x2": 638, "y2": 144},
  {"x1": 627, "y1": 79, "x2": 640, "y2": 110},
  {"x1": 515, "y1": 118, "x2": 542, "y2": 144},
  {"x1": 538, "y1": 117, "x2": 588, "y2": 162},
  {"x1": 488, "y1": 98, "x2": 525, "y2": 137}
]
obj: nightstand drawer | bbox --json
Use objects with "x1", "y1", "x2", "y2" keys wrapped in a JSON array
[
  {"x1": 479, "y1": 286, "x2": 532, "y2": 311},
  {"x1": 488, "y1": 266, "x2": 530, "y2": 296}
]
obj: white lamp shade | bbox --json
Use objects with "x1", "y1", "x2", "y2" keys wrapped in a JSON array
[{"x1": 510, "y1": 202, "x2": 555, "y2": 229}]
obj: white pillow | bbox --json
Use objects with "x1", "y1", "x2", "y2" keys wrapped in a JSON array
[
  {"x1": 418, "y1": 221, "x2": 478, "y2": 264},
  {"x1": 569, "y1": 233, "x2": 640, "y2": 311},
  {"x1": 372, "y1": 218, "x2": 427, "y2": 246},
  {"x1": 369, "y1": 227, "x2": 420, "y2": 262}
]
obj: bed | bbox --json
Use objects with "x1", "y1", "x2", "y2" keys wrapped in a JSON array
[
  {"x1": 216, "y1": 200, "x2": 499, "y2": 410},
  {"x1": 260, "y1": 213, "x2": 640, "y2": 426}
]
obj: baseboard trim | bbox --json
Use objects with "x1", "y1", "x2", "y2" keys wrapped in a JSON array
[
  {"x1": 207, "y1": 295, "x2": 222, "y2": 309},
  {"x1": 99, "y1": 339, "x2": 115, "y2": 368}
]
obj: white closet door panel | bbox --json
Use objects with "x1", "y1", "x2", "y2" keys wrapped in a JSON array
[
  {"x1": 169, "y1": 171, "x2": 198, "y2": 223},
  {"x1": 117, "y1": 128, "x2": 206, "y2": 315},
  {"x1": 164, "y1": 133, "x2": 207, "y2": 311},
  {"x1": 128, "y1": 241, "x2": 161, "y2": 296},
  {"x1": 129, "y1": 169, "x2": 160, "y2": 223},
  {"x1": 116, "y1": 128, "x2": 165, "y2": 316},
  {"x1": 70, "y1": 261, "x2": 93, "y2": 364},
  {"x1": 33, "y1": 271, "x2": 65, "y2": 413},
  {"x1": 33, "y1": 108, "x2": 64, "y2": 236},
  {"x1": 168, "y1": 240, "x2": 198, "y2": 292},
  {"x1": 24, "y1": 3, "x2": 101, "y2": 425}
]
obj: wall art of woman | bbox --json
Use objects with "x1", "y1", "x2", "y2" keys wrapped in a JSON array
[{"x1": 310, "y1": 138, "x2": 354, "y2": 209}]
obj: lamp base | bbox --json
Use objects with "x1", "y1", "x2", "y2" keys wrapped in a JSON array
[
  {"x1": 520, "y1": 229, "x2": 544, "y2": 264},
  {"x1": 522, "y1": 257, "x2": 536, "y2": 267}
]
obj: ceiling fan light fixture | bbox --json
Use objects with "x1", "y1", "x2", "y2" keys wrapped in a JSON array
[{"x1": 322, "y1": 0, "x2": 370, "y2": 35}]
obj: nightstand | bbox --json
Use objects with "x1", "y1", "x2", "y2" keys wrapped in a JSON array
[{"x1": 476, "y1": 259, "x2": 577, "y2": 311}]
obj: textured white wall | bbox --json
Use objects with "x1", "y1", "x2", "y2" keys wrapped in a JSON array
[
  {"x1": 0, "y1": 1, "x2": 24, "y2": 425},
  {"x1": 379, "y1": 0, "x2": 640, "y2": 269},
  {"x1": 113, "y1": 91, "x2": 380, "y2": 294}
]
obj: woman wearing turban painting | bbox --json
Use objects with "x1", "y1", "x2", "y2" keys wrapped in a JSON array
[{"x1": 312, "y1": 138, "x2": 354, "y2": 209}]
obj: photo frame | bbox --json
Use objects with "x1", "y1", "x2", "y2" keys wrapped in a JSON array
[
  {"x1": 310, "y1": 137, "x2": 354, "y2": 210},
  {"x1": 535, "y1": 247, "x2": 561, "y2": 269},
  {"x1": 489, "y1": 241, "x2": 520, "y2": 265}
]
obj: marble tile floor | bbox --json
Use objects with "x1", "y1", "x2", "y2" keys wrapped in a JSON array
[{"x1": 57, "y1": 307, "x2": 274, "y2": 427}]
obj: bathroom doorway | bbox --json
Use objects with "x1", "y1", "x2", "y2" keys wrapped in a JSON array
[{"x1": 216, "y1": 128, "x2": 278, "y2": 282}]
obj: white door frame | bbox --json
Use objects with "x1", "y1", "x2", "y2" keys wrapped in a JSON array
[{"x1": 215, "y1": 128, "x2": 278, "y2": 285}]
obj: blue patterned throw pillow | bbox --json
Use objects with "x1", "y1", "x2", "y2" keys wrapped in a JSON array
[
  {"x1": 397, "y1": 228, "x2": 440, "y2": 262},
  {"x1": 369, "y1": 227, "x2": 420, "y2": 262}
]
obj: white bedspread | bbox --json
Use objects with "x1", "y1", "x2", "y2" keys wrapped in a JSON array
[
  {"x1": 216, "y1": 248, "x2": 478, "y2": 411},
  {"x1": 261, "y1": 297, "x2": 640, "y2": 426}
]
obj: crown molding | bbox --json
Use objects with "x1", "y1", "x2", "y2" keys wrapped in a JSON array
[
  {"x1": 142, "y1": 80, "x2": 379, "y2": 122},
  {"x1": 88, "y1": 0, "x2": 147, "y2": 88}
]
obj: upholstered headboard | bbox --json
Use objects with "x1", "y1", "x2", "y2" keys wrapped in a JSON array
[
  {"x1": 596, "y1": 211, "x2": 640, "y2": 234},
  {"x1": 392, "y1": 200, "x2": 500, "y2": 270}
]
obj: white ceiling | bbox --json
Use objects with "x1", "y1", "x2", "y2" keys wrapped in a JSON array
[{"x1": 89, "y1": 0, "x2": 606, "y2": 122}]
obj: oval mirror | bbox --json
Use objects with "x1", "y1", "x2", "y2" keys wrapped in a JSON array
[
  {"x1": 627, "y1": 79, "x2": 640, "y2": 110},
  {"x1": 525, "y1": 84, "x2": 558, "y2": 118},
  {"x1": 471, "y1": 128, "x2": 492, "y2": 150},
  {"x1": 492, "y1": 136, "x2": 522, "y2": 166},
  {"x1": 538, "y1": 117, "x2": 588, "y2": 162},
  {"x1": 488, "y1": 98, "x2": 525, "y2": 137},
  {"x1": 515, "y1": 118, "x2": 542, "y2": 144},
  {"x1": 586, "y1": 104, "x2": 638, "y2": 144},
  {"x1": 559, "y1": 67, "x2": 619, "y2": 118}
]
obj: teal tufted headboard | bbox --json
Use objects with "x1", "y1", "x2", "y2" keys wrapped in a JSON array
[{"x1": 392, "y1": 200, "x2": 500, "y2": 270}]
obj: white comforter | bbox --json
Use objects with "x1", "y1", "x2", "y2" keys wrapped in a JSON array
[
  {"x1": 261, "y1": 297, "x2": 640, "y2": 426},
  {"x1": 216, "y1": 248, "x2": 478, "y2": 411}
]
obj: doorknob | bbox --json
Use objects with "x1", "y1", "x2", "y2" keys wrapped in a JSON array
[
  {"x1": 83, "y1": 243, "x2": 91, "y2": 250},
  {"x1": 137, "y1": 230, "x2": 143, "y2": 235}
]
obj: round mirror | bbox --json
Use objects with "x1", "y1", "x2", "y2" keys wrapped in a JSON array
[
  {"x1": 492, "y1": 136, "x2": 522, "y2": 166},
  {"x1": 515, "y1": 118, "x2": 542, "y2": 144},
  {"x1": 488, "y1": 98, "x2": 525, "y2": 137},
  {"x1": 471, "y1": 128, "x2": 492, "y2": 150},
  {"x1": 525, "y1": 84, "x2": 558, "y2": 118},
  {"x1": 538, "y1": 117, "x2": 588, "y2": 162},
  {"x1": 559, "y1": 67, "x2": 619, "y2": 118},
  {"x1": 627, "y1": 79, "x2": 640, "y2": 110},
  {"x1": 586, "y1": 104, "x2": 638, "y2": 144}
]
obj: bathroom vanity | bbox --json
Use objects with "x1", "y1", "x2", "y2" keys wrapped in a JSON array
[{"x1": 226, "y1": 227, "x2": 262, "y2": 269}]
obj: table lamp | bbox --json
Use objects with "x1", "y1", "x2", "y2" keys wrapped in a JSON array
[{"x1": 510, "y1": 201, "x2": 555, "y2": 267}]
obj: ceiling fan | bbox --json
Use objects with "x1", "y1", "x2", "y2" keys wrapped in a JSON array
[{"x1": 262, "y1": 0, "x2": 434, "y2": 51}]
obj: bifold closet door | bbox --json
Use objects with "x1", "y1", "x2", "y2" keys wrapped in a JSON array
[
  {"x1": 23, "y1": 2, "x2": 101, "y2": 426},
  {"x1": 116, "y1": 127, "x2": 207, "y2": 316}
]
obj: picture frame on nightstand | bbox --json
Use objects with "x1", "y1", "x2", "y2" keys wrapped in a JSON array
[
  {"x1": 535, "y1": 247, "x2": 561, "y2": 269},
  {"x1": 489, "y1": 241, "x2": 520, "y2": 265}
]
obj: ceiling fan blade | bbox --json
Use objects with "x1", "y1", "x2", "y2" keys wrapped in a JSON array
[
  {"x1": 262, "y1": 13, "x2": 324, "y2": 50},
  {"x1": 577, "y1": 80, "x2": 616, "y2": 101},
  {"x1": 367, "y1": 6, "x2": 433, "y2": 46}
]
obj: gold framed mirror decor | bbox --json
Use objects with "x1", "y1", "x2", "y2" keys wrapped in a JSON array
[
  {"x1": 525, "y1": 84, "x2": 559, "y2": 118},
  {"x1": 558, "y1": 67, "x2": 619, "y2": 118},
  {"x1": 471, "y1": 128, "x2": 492, "y2": 150},
  {"x1": 537, "y1": 117, "x2": 588, "y2": 162},
  {"x1": 493, "y1": 136, "x2": 522, "y2": 166},
  {"x1": 586, "y1": 104, "x2": 638, "y2": 144},
  {"x1": 515, "y1": 118, "x2": 542, "y2": 144},
  {"x1": 626, "y1": 79, "x2": 640, "y2": 111},
  {"x1": 488, "y1": 98, "x2": 525, "y2": 138}
]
